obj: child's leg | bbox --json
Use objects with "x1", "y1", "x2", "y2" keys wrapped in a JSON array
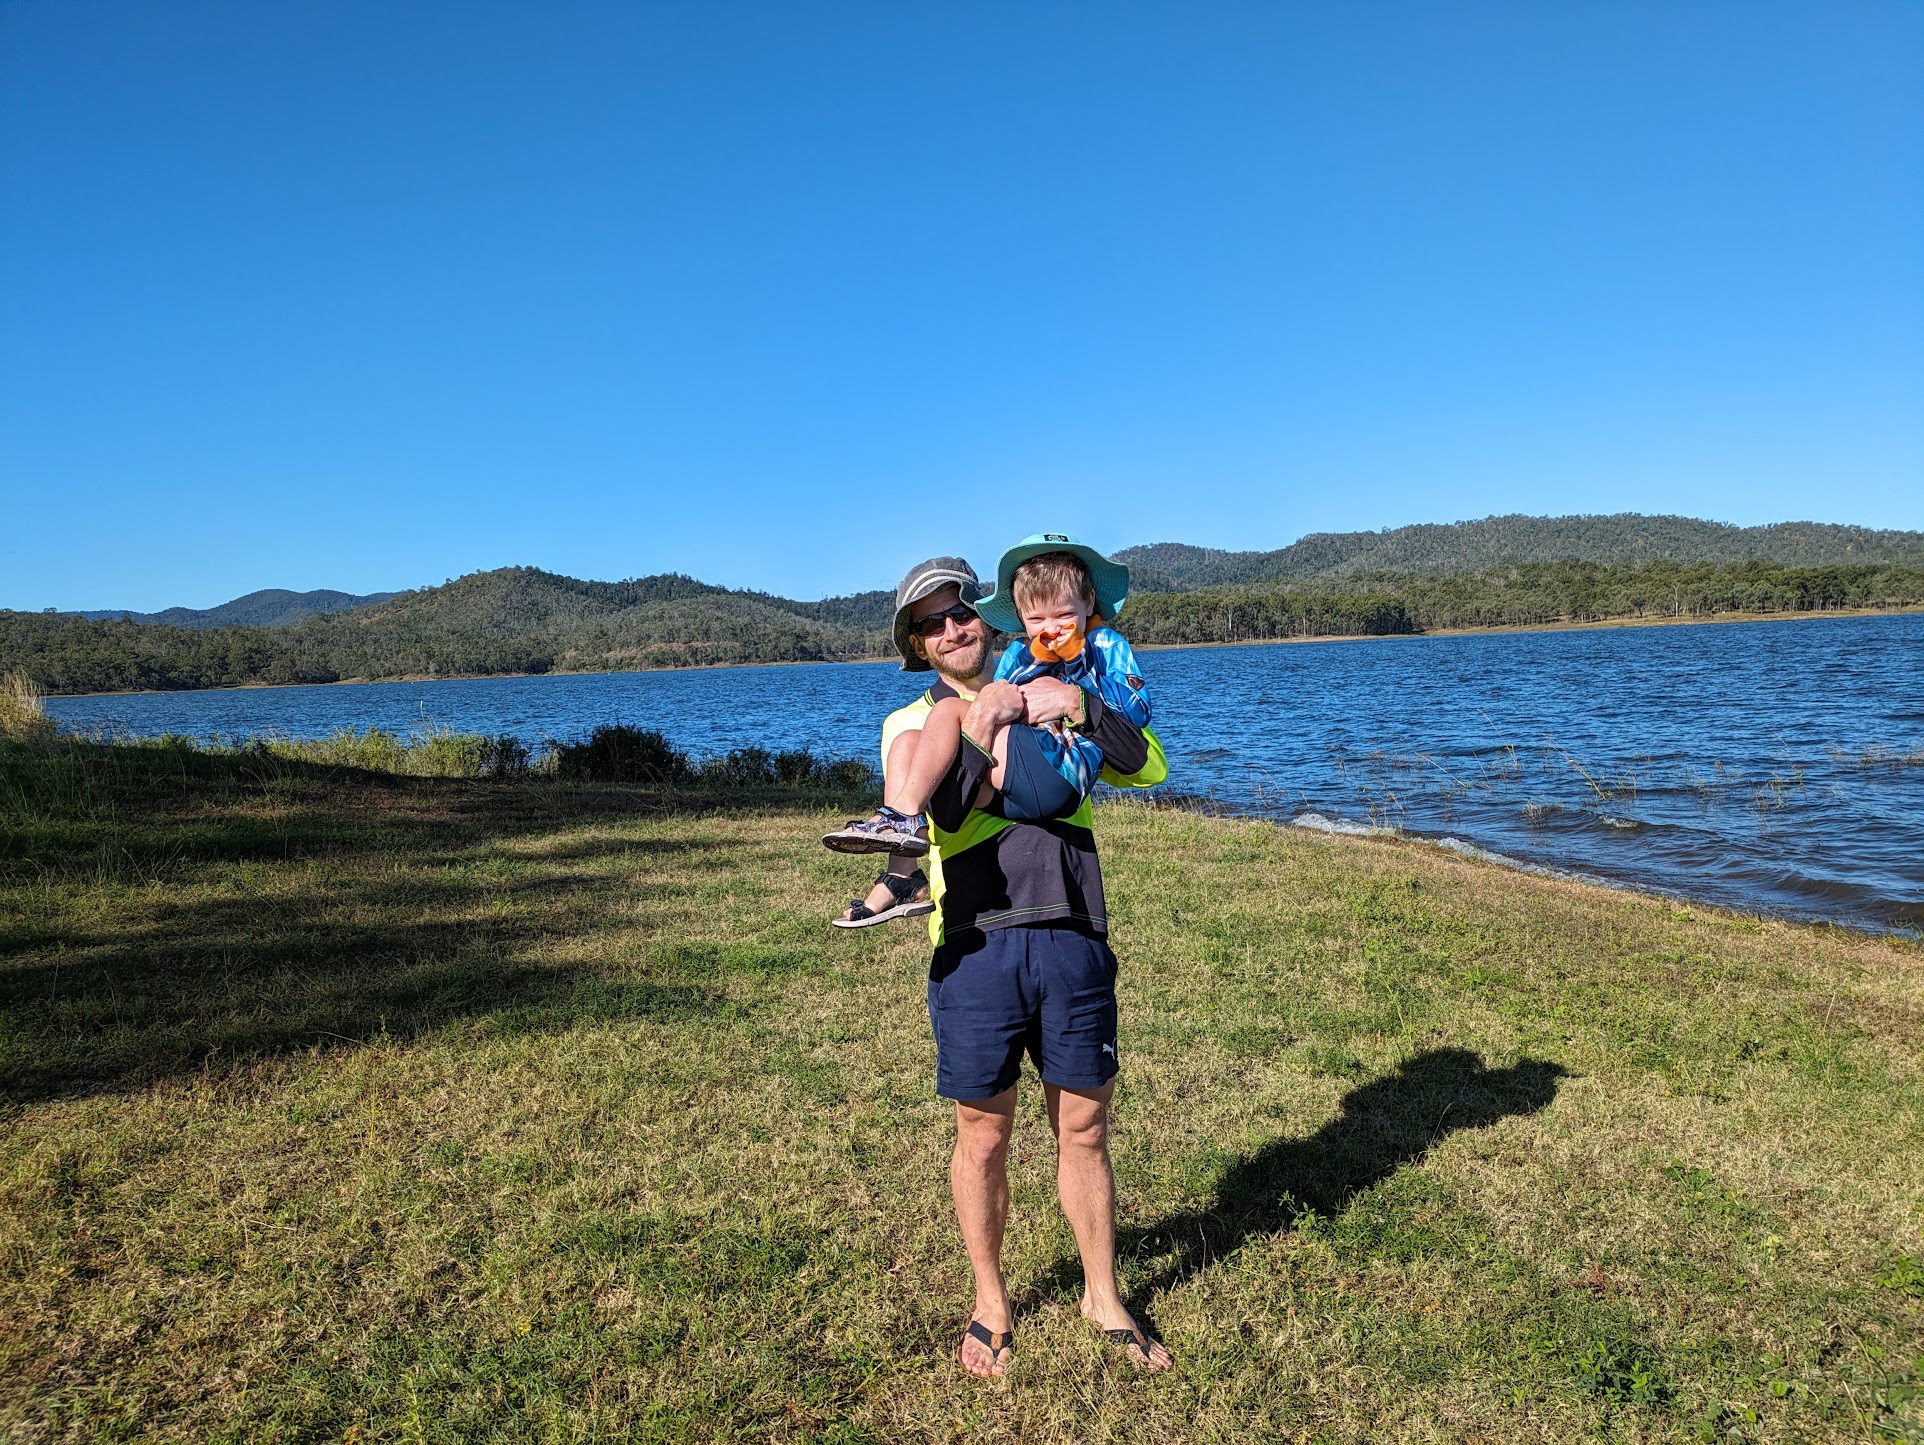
[
  {"x1": 884, "y1": 696, "x2": 975, "y2": 815},
  {"x1": 994, "y1": 724, "x2": 1093, "y2": 820}
]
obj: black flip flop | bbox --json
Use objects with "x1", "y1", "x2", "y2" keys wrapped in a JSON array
[
  {"x1": 1103, "y1": 1323, "x2": 1169, "y2": 1371},
  {"x1": 959, "y1": 1317, "x2": 1014, "y2": 1375}
]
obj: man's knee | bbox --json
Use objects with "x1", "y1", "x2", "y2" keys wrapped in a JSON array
[
  {"x1": 958, "y1": 1130, "x2": 1010, "y2": 1174},
  {"x1": 1050, "y1": 1088, "x2": 1112, "y2": 1154},
  {"x1": 955, "y1": 1101, "x2": 1015, "y2": 1170}
]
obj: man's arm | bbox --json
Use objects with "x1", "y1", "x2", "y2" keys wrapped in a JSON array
[
  {"x1": 927, "y1": 681, "x2": 1024, "y2": 832},
  {"x1": 1076, "y1": 687, "x2": 1151, "y2": 778},
  {"x1": 1020, "y1": 673, "x2": 1163, "y2": 788},
  {"x1": 1100, "y1": 724, "x2": 1166, "y2": 788},
  {"x1": 927, "y1": 735, "x2": 994, "y2": 832}
]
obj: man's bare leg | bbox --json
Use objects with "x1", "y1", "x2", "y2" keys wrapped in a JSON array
[
  {"x1": 953, "y1": 1087, "x2": 1017, "y2": 1377},
  {"x1": 1045, "y1": 1081, "x2": 1174, "y2": 1371}
]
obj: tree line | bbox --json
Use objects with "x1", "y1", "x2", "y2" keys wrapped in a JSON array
[
  {"x1": 5, "y1": 559, "x2": 1919, "y2": 694},
  {"x1": 1117, "y1": 560, "x2": 1924, "y2": 644}
]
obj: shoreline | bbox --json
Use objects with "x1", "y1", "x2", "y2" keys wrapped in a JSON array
[
  {"x1": 1132, "y1": 601, "x2": 1924, "y2": 653},
  {"x1": 34, "y1": 602, "x2": 1923, "y2": 700},
  {"x1": 1276, "y1": 808, "x2": 1923, "y2": 944}
]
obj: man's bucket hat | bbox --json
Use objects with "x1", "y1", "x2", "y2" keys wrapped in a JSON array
[
  {"x1": 972, "y1": 533, "x2": 1130, "y2": 635},
  {"x1": 892, "y1": 556, "x2": 984, "y2": 672}
]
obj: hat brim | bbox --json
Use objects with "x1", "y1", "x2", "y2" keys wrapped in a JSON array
[{"x1": 973, "y1": 542, "x2": 1129, "y2": 635}]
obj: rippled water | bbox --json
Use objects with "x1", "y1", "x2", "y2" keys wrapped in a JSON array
[{"x1": 45, "y1": 613, "x2": 1924, "y2": 936}]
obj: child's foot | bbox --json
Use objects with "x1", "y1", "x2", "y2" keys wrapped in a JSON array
[
  {"x1": 822, "y1": 807, "x2": 929, "y2": 856},
  {"x1": 831, "y1": 868, "x2": 934, "y2": 929}
]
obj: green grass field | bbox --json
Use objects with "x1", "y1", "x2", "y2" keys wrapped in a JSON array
[{"x1": 1, "y1": 743, "x2": 1920, "y2": 1442}]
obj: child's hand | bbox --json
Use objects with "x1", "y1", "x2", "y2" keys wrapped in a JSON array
[{"x1": 1031, "y1": 621, "x2": 1086, "y2": 662}]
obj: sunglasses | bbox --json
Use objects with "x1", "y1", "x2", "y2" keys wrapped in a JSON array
[{"x1": 909, "y1": 602, "x2": 980, "y2": 638}]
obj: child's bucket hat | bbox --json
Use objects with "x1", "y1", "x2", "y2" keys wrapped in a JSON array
[{"x1": 973, "y1": 533, "x2": 1130, "y2": 635}]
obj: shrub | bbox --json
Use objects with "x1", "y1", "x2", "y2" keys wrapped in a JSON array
[
  {"x1": 477, "y1": 734, "x2": 532, "y2": 778},
  {"x1": 550, "y1": 728, "x2": 872, "y2": 789},
  {"x1": 553, "y1": 725, "x2": 692, "y2": 784},
  {"x1": 286, "y1": 728, "x2": 413, "y2": 773},
  {"x1": 693, "y1": 747, "x2": 875, "y2": 790},
  {"x1": 257, "y1": 728, "x2": 516, "y2": 778}
]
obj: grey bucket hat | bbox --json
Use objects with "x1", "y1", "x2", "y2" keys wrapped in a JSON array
[{"x1": 891, "y1": 556, "x2": 984, "y2": 672}]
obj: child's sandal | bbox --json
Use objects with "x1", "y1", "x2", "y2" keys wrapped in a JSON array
[{"x1": 821, "y1": 808, "x2": 929, "y2": 856}]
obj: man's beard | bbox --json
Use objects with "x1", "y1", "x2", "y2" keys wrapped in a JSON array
[{"x1": 928, "y1": 631, "x2": 992, "y2": 685}]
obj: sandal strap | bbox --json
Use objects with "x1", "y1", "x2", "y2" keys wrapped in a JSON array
[
  {"x1": 966, "y1": 1319, "x2": 1014, "y2": 1353},
  {"x1": 873, "y1": 870, "x2": 926, "y2": 905},
  {"x1": 843, "y1": 897, "x2": 875, "y2": 921}
]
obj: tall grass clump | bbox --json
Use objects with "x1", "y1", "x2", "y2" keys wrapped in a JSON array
[
  {"x1": 0, "y1": 669, "x2": 56, "y2": 742},
  {"x1": 553, "y1": 724, "x2": 873, "y2": 790},
  {"x1": 257, "y1": 728, "x2": 533, "y2": 779}
]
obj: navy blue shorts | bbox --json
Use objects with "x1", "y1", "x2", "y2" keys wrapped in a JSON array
[
  {"x1": 996, "y1": 722, "x2": 1087, "y2": 820},
  {"x1": 927, "y1": 924, "x2": 1119, "y2": 1101}
]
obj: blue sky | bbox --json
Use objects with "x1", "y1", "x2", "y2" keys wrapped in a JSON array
[{"x1": 2, "y1": 0, "x2": 1919, "y2": 610}]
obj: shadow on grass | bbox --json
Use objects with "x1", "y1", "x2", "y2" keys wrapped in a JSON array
[
  {"x1": 0, "y1": 742, "x2": 867, "y2": 1105},
  {"x1": 1037, "y1": 1048, "x2": 1566, "y2": 1309}
]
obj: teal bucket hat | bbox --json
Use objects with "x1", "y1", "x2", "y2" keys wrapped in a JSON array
[{"x1": 973, "y1": 533, "x2": 1130, "y2": 635}]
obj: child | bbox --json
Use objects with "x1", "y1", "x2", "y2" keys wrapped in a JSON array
[
  {"x1": 979, "y1": 535, "x2": 1152, "y2": 819},
  {"x1": 822, "y1": 534, "x2": 1149, "y2": 858}
]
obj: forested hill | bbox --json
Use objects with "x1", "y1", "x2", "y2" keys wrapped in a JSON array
[
  {"x1": 1117, "y1": 515, "x2": 1924, "y2": 590},
  {"x1": 73, "y1": 588, "x2": 397, "y2": 629},
  {"x1": 9, "y1": 519, "x2": 1924, "y2": 695}
]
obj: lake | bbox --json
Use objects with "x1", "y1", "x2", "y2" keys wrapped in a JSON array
[{"x1": 44, "y1": 612, "x2": 1924, "y2": 937}]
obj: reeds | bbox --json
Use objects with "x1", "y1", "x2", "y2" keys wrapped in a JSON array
[
  {"x1": 260, "y1": 726, "x2": 530, "y2": 778},
  {"x1": 0, "y1": 670, "x2": 56, "y2": 742}
]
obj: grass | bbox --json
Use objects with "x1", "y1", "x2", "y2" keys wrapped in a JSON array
[
  {"x1": 1, "y1": 742, "x2": 1920, "y2": 1442},
  {"x1": 1, "y1": 669, "x2": 56, "y2": 742}
]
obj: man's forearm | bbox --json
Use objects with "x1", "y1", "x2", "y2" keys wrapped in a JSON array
[
  {"x1": 961, "y1": 695, "x2": 1013, "y2": 757},
  {"x1": 1079, "y1": 688, "x2": 1149, "y2": 776},
  {"x1": 928, "y1": 734, "x2": 994, "y2": 832}
]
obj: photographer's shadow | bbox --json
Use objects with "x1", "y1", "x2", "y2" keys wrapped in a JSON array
[{"x1": 1057, "y1": 1047, "x2": 1567, "y2": 1306}]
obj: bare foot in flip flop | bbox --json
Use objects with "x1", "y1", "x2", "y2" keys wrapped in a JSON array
[
  {"x1": 1080, "y1": 1297, "x2": 1172, "y2": 1372},
  {"x1": 958, "y1": 1313, "x2": 1014, "y2": 1378}
]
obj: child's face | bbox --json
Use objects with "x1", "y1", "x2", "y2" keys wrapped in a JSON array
[{"x1": 1017, "y1": 589, "x2": 1092, "y2": 641}]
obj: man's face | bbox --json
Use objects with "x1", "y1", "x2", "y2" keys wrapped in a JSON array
[{"x1": 908, "y1": 584, "x2": 992, "y2": 682}]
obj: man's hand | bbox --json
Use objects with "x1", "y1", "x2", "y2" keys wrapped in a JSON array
[
  {"x1": 962, "y1": 680, "x2": 1026, "y2": 751},
  {"x1": 1019, "y1": 676, "x2": 1087, "y2": 728}
]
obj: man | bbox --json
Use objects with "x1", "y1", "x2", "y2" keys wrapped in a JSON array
[{"x1": 882, "y1": 556, "x2": 1174, "y2": 1378}]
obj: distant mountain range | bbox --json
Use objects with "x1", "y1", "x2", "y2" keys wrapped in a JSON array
[
  {"x1": 72, "y1": 588, "x2": 398, "y2": 629},
  {"x1": 61, "y1": 514, "x2": 1924, "y2": 626},
  {"x1": 1115, "y1": 515, "x2": 1924, "y2": 590},
  {"x1": 10, "y1": 514, "x2": 1922, "y2": 695}
]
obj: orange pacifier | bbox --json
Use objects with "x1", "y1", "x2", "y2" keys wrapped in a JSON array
[{"x1": 1030, "y1": 622, "x2": 1086, "y2": 662}]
